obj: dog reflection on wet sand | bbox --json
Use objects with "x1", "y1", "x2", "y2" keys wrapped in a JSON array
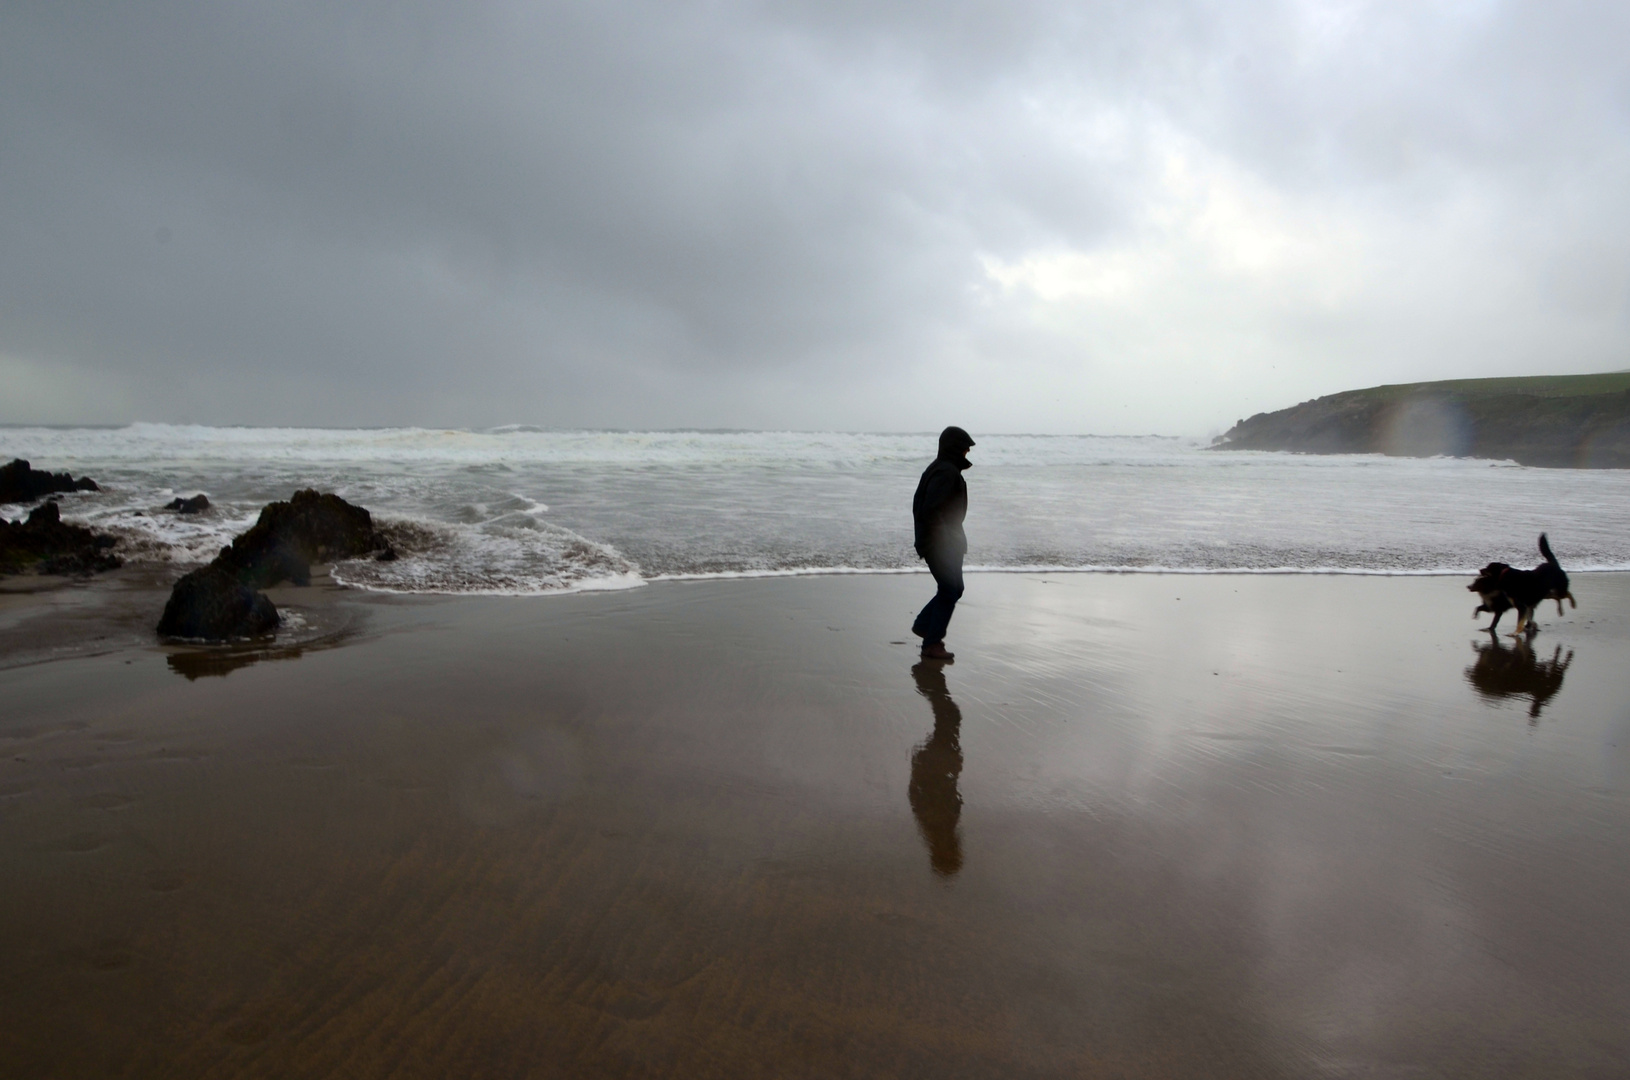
[
  {"x1": 909, "y1": 661, "x2": 964, "y2": 877},
  {"x1": 1465, "y1": 637, "x2": 1573, "y2": 722}
]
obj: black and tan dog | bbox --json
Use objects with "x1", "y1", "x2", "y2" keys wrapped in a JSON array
[{"x1": 1468, "y1": 533, "x2": 1575, "y2": 636}]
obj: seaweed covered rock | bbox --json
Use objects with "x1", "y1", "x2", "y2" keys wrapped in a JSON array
[
  {"x1": 165, "y1": 494, "x2": 211, "y2": 514},
  {"x1": 156, "y1": 565, "x2": 280, "y2": 640},
  {"x1": 0, "y1": 459, "x2": 99, "y2": 504},
  {"x1": 157, "y1": 490, "x2": 385, "y2": 641},
  {"x1": 0, "y1": 501, "x2": 122, "y2": 576}
]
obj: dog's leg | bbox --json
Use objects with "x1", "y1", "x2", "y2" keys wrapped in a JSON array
[
  {"x1": 1568, "y1": 592, "x2": 1576, "y2": 609},
  {"x1": 1556, "y1": 599, "x2": 1565, "y2": 616},
  {"x1": 1487, "y1": 609, "x2": 1504, "y2": 634}
]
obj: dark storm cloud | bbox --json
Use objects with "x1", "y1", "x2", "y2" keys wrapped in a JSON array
[{"x1": 2, "y1": 1, "x2": 1627, "y2": 430}]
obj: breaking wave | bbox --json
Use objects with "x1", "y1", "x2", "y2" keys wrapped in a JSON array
[{"x1": 333, "y1": 517, "x2": 642, "y2": 595}]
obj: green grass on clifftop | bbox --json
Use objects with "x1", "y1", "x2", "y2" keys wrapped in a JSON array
[{"x1": 1340, "y1": 372, "x2": 1630, "y2": 402}]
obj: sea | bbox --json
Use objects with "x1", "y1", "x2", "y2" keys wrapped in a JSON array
[{"x1": 4, "y1": 425, "x2": 1630, "y2": 595}]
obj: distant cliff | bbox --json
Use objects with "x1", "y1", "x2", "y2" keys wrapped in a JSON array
[{"x1": 1212, "y1": 373, "x2": 1630, "y2": 468}]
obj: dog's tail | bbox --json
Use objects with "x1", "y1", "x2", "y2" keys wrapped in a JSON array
[{"x1": 1539, "y1": 532, "x2": 1558, "y2": 567}]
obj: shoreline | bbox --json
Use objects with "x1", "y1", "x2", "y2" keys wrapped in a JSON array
[{"x1": 6, "y1": 563, "x2": 1629, "y2": 670}]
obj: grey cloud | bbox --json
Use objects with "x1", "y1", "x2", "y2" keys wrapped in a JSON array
[{"x1": 1, "y1": 1, "x2": 1627, "y2": 429}]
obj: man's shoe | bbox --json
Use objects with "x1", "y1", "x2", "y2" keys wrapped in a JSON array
[{"x1": 920, "y1": 641, "x2": 954, "y2": 661}]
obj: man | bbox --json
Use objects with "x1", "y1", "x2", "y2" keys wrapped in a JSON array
[{"x1": 911, "y1": 426, "x2": 974, "y2": 660}]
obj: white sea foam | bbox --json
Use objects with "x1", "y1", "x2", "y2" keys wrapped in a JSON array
[
  {"x1": 647, "y1": 563, "x2": 1630, "y2": 582},
  {"x1": 330, "y1": 516, "x2": 641, "y2": 595}
]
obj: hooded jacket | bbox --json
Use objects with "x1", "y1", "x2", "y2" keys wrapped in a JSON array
[{"x1": 912, "y1": 426, "x2": 974, "y2": 559}]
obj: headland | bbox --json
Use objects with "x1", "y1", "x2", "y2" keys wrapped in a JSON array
[{"x1": 1213, "y1": 372, "x2": 1630, "y2": 467}]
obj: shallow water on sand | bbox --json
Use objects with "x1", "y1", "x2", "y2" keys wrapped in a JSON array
[{"x1": 1, "y1": 573, "x2": 1627, "y2": 1076}]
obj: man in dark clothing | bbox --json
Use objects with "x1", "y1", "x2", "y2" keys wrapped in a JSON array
[{"x1": 911, "y1": 425, "x2": 974, "y2": 660}]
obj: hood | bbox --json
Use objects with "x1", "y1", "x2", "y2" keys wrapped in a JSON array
[{"x1": 937, "y1": 425, "x2": 975, "y2": 463}]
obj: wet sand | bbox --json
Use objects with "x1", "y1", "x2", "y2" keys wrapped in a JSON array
[{"x1": 3, "y1": 572, "x2": 1629, "y2": 1078}]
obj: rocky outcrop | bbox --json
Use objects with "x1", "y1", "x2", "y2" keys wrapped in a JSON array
[
  {"x1": 214, "y1": 489, "x2": 383, "y2": 588},
  {"x1": 158, "y1": 489, "x2": 385, "y2": 641},
  {"x1": 155, "y1": 565, "x2": 280, "y2": 641},
  {"x1": 165, "y1": 494, "x2": 211, "y2": 514},
  {"x1": 0, "y1": 459, "x2": 100, "y2": 504},
  {"x1": 0, "y1": 501, "x2": 122, "y2": 576},
  {"x1": 1213, "y1": 375, "x2": 1630, "y2": 468}
]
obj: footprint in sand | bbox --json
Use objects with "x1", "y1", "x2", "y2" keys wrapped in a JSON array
[
  {"x1": 46, "y1": 832, "x2": 108, "y2": 853},
  {"x1": 222, "y1": 1017, "x2": 273, "y2": 1046},
  {"x1": 87, "y1": 939, "x2": 134, "y2": 971},
  {"x1": 74, "y1": 792, "x2": 135, "y2": 810}
]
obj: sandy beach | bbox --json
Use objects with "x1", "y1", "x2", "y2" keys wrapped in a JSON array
[{"x1": 3, "y1": 571, "x2": 1629, "y2": 1078}]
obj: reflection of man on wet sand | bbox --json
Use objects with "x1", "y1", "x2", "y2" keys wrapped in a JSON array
[
  {"x1": 1465, "y1": 637, "x2": 1573, "y2": 721},
  {"x1": 909, "y1": 660, "x2": 964, "y2": 877}
]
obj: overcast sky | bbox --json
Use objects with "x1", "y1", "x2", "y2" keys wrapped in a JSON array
[{"x1": 3, "y1": 1, "x2": 1627, "y2": 434}]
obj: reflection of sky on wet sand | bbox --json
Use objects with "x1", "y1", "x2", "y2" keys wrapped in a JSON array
[
  {"x1": 956, "y1": 572, "x2": 1630, "y2": 1067},
  {"x1": 2, "y1": 573, "x2": 1628, "y2": 1074}
]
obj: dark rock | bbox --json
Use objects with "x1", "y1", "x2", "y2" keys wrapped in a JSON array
[
  {"x1": 0, "y1": 459, "x2": 100, "y2": 504},
  {"x1": 217, "y1": 489, "x2": 382, "y2": 589},
  {"x1": 376, "y1": 544, "x2": 398, "y2": 562},
  {"x1": 156, "y1": 565, "x2": 280, "y2": 641},
  {"x1": 156, "y1": 489, "x2": 384, "y2": 641},
  {"x1": 165, "y1": 494, "x2": 211, "y2": 514},
  {"x1": 0, "y1": 500, "x2": 123, "y2": 577}
]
